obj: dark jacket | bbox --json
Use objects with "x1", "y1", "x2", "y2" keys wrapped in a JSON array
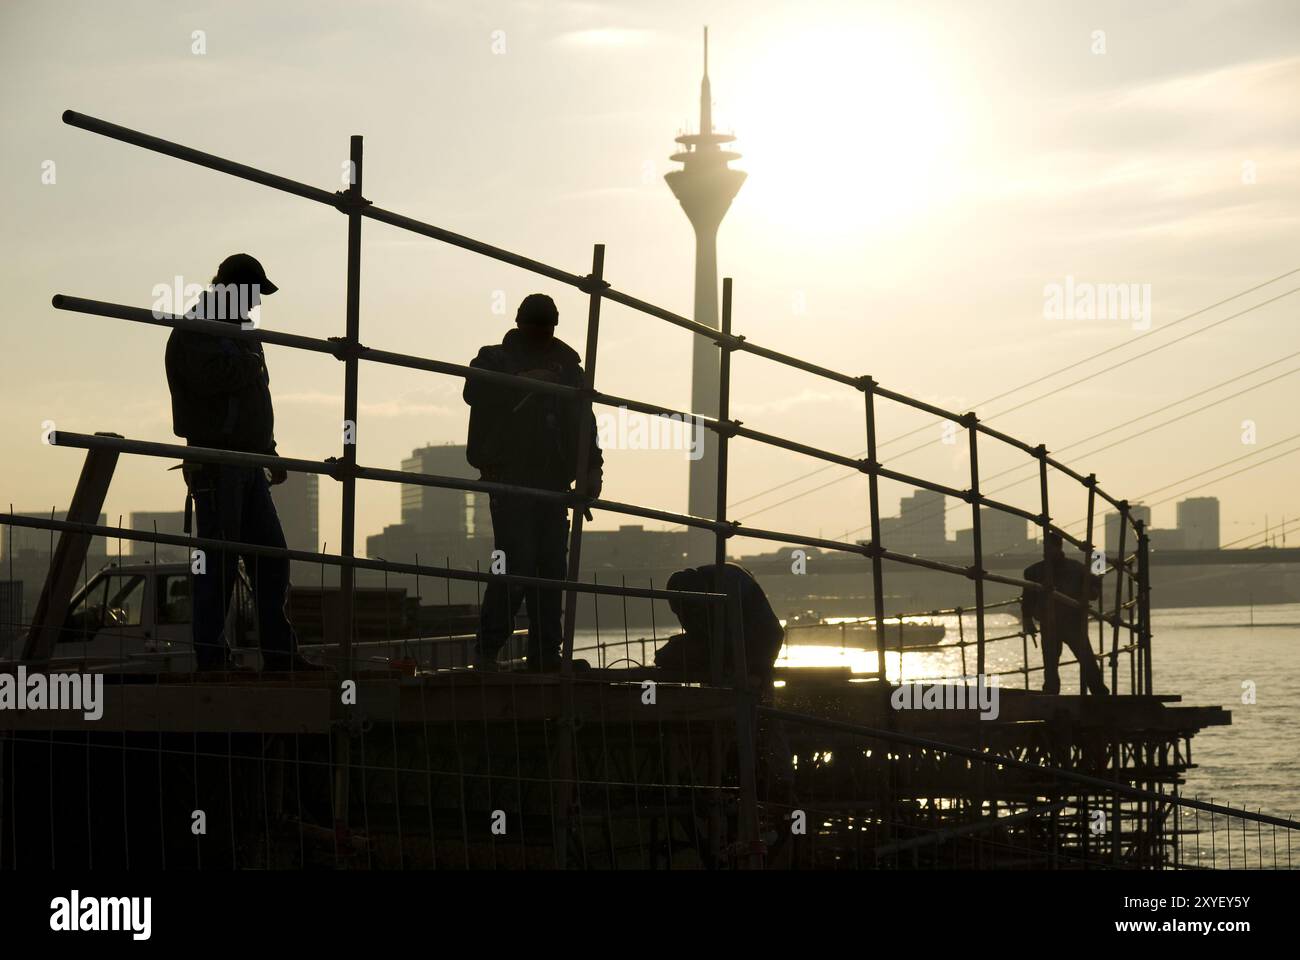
[
  {"x1": 463, "y1": 328, "x2": 602, "y2": 490},
  {"x1": 1022, "y1": 554, "x2": 1099, "y2": 636},
  {"x1": 654, "y1": 563, "x2": 785, "y2": 683},
  {"x1": 164, "y1": 292, "x2": 277, "y2": 455}
]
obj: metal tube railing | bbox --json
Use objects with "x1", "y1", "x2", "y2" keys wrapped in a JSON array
[
  {"x1": 0, "y1": 513, "x2": 724, "y2": 606},
  {"x1": 57, "y1": 109, "x2": 1146, "y2": 540},
  {"x1": 49, "y1": 107, "x2": 1152, "y2": 704},
  {"x1": 6, "y1": 105, "x2": 1172, "y2": 875}
]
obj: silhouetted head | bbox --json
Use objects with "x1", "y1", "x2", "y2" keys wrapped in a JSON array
[
  {"x1": 516, "y1": 293, "x2": 558, "y2": 345},
  {"x1": 207, "y1": 253, "x2": 277, "y2": 323},
  {"x1": 667, "y1": 567, "x2": 710, "y2": 636},
  {"x1": 1045, "y1": 530, "x2": 1065, "y2": 558}
]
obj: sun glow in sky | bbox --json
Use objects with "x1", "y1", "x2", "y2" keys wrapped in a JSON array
[{"x1": 731, "y1": 17, "x2": 969, "y2": 235}]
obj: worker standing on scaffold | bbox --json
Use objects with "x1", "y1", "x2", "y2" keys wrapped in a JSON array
[
  {"x1": 164, "y1": 253, "x2": 321, "y2": 674},
  {"x1": 464, "y1": 293, "x2": 603, "y2": 672},
  {"x1": 1021, "y1": 531, "x2": 1108, "y2": 696}
]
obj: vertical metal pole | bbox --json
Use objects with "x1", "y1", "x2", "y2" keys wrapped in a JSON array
[
  {"x1": 712, "y1": 279, "x2": 733, "y2": 577},
  {"x1": 1137, "y1": 521, "x2": 1153, "y2": 695},
  {"x1": 1084, "y1": 478, "x2": 1098, "y2": 664},
  {"x1": 553, "y1": 244, "x2": 605, "y2": 869},
  {"x1": 333, "y1": 134, "x2": 364, "y2": 846},
  {"x1": 1035, "y1": 447, "x2": 1056, "y2": 693},
  {"x1": 561, "y1": 243, "x2": 606, "y2": 673},
  {"x1": 339, "y1": 135, "x2": 364, "y2": 671},
  {"x1": 1110, "y1": 502, "x2": 1128, "y2": 696},
  {"x1": 863, "y1": 380, "x2": 888, "y2": 680},
  {"x1": 968, "y1": 418, "x2": 986, "y2": 679},
  {"x1": 715, "y1": 279, "x2": 761, "y2": 868}
]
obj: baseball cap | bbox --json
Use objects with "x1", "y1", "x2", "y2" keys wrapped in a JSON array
[{"x1": 215, "y1": 253, "x2": 278, "y2": 295}]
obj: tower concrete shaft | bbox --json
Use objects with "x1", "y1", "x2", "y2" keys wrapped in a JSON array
[{"x1": 665, "y1": 27, "x2": 745, "y2": 560}]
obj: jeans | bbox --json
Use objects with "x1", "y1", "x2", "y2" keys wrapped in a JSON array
[
  {"x1": 1041, "y1": 621, "x2": 1109, "y2": 696},
  {"x1": 187, "y1": 463, "x2": 296, "y2": 670},
  {"x1": 477, "y1": 493, "x2": 570, "y2": 666}
]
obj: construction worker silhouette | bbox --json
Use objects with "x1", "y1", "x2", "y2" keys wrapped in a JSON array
[
  {"x1": 464, "y1": 293, "x2": 603, "y2": 671},
  {"x1": 164, "y1": 253, "x2": 319, "y2": 673},
  {"x1": 654, "y1": 562, "x2": 785, "y2": 688},
  {"x1": 1022, "y1": 531, "x2": 1108, "y2": 696}
]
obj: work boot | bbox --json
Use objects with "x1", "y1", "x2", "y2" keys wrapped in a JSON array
[{"x1": 529, "y1": 653, "x2": 590, "y2": 673}]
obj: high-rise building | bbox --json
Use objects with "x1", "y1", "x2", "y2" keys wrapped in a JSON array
[
  {"x1": 273, "y1": 471, "x2": 319, "y2": 552},
  {"x1": 979, "y1": 507, "x2": 1031, "y2": 556},
  {"x1": 400, "y1": 443, "x2": 486, "y2": 538},
  {"x1": 881, "y1": 489, "x2": 947, "y2": 557},
  {"x1": 666, "y1": 27, "x2": 745, "y2": 561},
  {"x1": 1176, "y1": 497, "x2": 1220, "y2": 550},
  {"x1": 1105, "y1": 503, "x2": 1152, "y2": 557}
]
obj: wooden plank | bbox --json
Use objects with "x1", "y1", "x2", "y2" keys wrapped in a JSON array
[{"x1": 22, "y1": 443, "x2": 120, "y2": 662}]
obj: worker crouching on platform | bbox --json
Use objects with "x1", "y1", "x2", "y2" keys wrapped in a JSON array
[{"x1": 653, "y1": 562, "x2": 785, "y2": 688}]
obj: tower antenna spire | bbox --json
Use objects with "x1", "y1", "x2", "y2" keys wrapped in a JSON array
[{"x1": 700, "y1": 26, "x2": 712, "y2": 135}]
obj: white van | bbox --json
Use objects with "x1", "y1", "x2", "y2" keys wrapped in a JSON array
[{"x1": 43, "y1": 561, "x2": 256, "y2": 673}]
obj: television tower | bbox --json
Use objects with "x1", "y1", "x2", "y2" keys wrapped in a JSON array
[{"x1": 665, "y1": 27, "x2": 746, "y2": 560}]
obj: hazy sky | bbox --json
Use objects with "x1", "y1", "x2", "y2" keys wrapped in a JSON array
[{"x1": 2, "y1": 0, "x2": 1298, "y2": 556}]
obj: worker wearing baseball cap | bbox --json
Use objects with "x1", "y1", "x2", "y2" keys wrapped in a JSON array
[{"x1": 164, "y1": 254, "x2": 320, "y2": 674}]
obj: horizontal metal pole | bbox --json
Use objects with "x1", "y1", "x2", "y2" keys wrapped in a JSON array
[
  {"x1": 0, "y1": 513, "x2": 723, "y2": 604},
  {"x1": 362, "y1": 204, "x2": 586, "y2": 289},
  {"x1": 728, "y1": 524, "x2": 870, "y2": 557},
  {"x1": 879, "y1": 549, "x2": 971, "y2": 578},
  {"x1": 45, "y1": 433, "x2": 1125, "y2": 624},
  {"x1": 729, "y1": 338, "x2": 862, "y2": 389},
  {"x1": 760, "y1": 706, "x2": 1299, "y2": 830},
  {"x1": 973, "y1": 420, "x2": 1040, "y2": 458},
  {"x1": 873, "y1": 383, "x2": 969, "y2": 425},
  {"x1": 63, "y1": 110, "x2": 339, "y2": 208},
  {"x1": 732, "y1": 424, "x2": 862, "y2": 470},
  {"x1": 52, "y1": 295, "x2": 583, "y2": 401},
  {"x1": 876, "y1": 465, "x2": 969, "y2": 502},
  {"x1": 53, "y1": 295, "x2": 880, "y2": 481},
  {"x1": 971, "y1": 492, "x2": 1041, "y2": 527}
]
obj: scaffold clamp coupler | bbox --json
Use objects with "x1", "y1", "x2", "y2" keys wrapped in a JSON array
[
  {"x1": 331, "y1": 190, "x2": 373, "y2": 213},
  {"x1": 327, "y1": 336, "x2": 367, "y2": 361},
  {"x1": 578, "y1": 273, "x2": 611, "y2": 295},
  {"x1": 322, "y1": 456, "x2": 355, "y2": 481}
]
